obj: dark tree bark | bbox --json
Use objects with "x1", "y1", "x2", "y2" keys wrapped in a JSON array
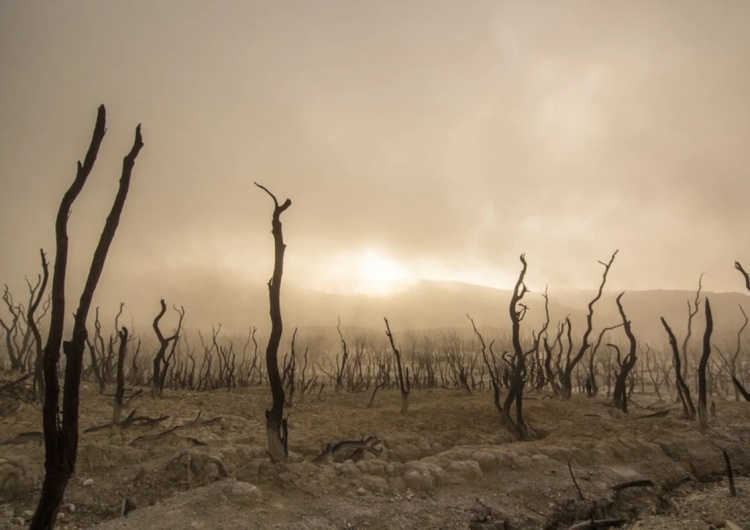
[
  {"x1": 28, "y1": 250, "x2": 50, "y2": 399},
  {"x1": 384, "y1": 318, "x2": 410, "y2": 414},
  {"x1": 334, "y1": 318, "x2": 349, "y2": 392},
  {"x1": 681, "y1": 275, "x2": 703, "y2": 383},
  {"x1": 31, "y1": 106, "x2": 143, "y2": 530},
  {"x1": 697, "y1": 299, "x2": 713, "y2": 431},
  {"x1": 151, "y1": 300, "x2": 184, "y2": 397},
  {"x1": 113, "y1": 326, "x2": 129, "y2": 424},
  {"x1": 735, "y1": 261, "x2": 750, "y2": 293},
  {"x1": 256, "y1": 182, "x2": 291, "y2": 463},
  {"x1": 560, "y1": 251, "x2": 618, "y2": 398},
  {"x1": 612, "y1": 293, "x2": 637, "y2": 414},
  {"x1": 502, "y1": 254, "x2": 530, "y2": 440},
  {"x1": 661, "y1": 317, "x2": 696, "y2": 420}
]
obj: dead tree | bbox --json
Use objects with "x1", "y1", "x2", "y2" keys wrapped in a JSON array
[
  {"x1": 682, "y1": 274, "x2": 703, "y2": 382},
  {"x1": 256, "y1": 182, "x2": 291, "y2": 463},
  {"x1": 587, "y1": 322, "x2": 623, "y2": 397},
  {"x1": 612, "y1": 293, "x2": 637, "y2": 414},
  {"x1": 28, "y1": 251, "x2": 50, "y2": 399},
  {"x1": 661, "y1": 317, "x2": 696, "y2": 420},
  {"x1": 469, "y1": 315, "x2": 501, "y2": 414},
  {"x1": 384, "y1": 317, "x2": 410, "y2": 414},
  {"x1": 334, "y1": 318, "x2": 350, "y2": 392},
  {"x1": 0, "y1": 287, "x2": 22, "y2": 371},
  {"x1": 560, "y1": 251, "x2": 618, "y2": 398},
  {"x1": 113, "y1": 326, "x2": 129, "y2": 424},
  {"x1": 151, "y1": 300, "x2": 184, "y2": 397},
  {"x1": 502, "y1": 254, "x2": 531, "y2": 440},
  {"x1": 31, "y1": 105, "x2": 143, "y2": 530},
  {"x1": 697, "y1": 299, "x2": 713, "y2": 431},
  {"x1": 728, "y1": 305, "x2": 748, "y2": 401},
  {"x1": 736, "y1": 261, "x2": 750, "y2": 293}
]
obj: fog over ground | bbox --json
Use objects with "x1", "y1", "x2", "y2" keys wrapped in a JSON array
[{"x1": 1, "y1": 1, "x2": 749, "y2": 332}]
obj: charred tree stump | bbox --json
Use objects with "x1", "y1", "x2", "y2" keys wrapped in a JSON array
[
  {"x1": 256, "y1": 183, "x2": 291, "y2": 463},
  {"x1": 31, "y1": 105, "x2": 143, "y2": 530}
]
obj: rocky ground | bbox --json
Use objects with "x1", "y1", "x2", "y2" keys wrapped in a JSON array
[{"x1": 1, "y1": 376, "x2": 749, "y2": 529}]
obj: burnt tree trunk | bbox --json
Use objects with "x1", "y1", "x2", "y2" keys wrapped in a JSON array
[
  {"x1": 28, "y1": 250, "x2": 50, "y2": 399},
  {"x1": 256, "y1": 183, "x2": 291, "y2": 463},
  {"x1": 31, "y1": 106, "x2": 143, "y2": 530},
  {"x1": 612, "y1": 293, "x2": 637, "y2": 414},
  {"x1": 113, "y1": 326, "x2": 128, "y2": 424},
  {"x1": 151, "y1": 300, "x2": 183, "y2": 397},
  {"x1": 697, "y1": 299, "x2": 713, "y2": 431},
  {"x1": 560, "y1": 251, "x2": 617, "y2": 398},
  {"x1": 384, "y1": 318, "x2": 410, "y2": 414},
  {"x1": 502, "y1": 254, "x2": 530, "y2": 440},
  {"x1": 661, "y1": 317, "x2": 696, "y2": 420}
]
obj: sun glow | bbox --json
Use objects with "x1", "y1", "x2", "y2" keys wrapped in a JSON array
[{"x1": 313, "y1": 247, "x2": 415, "y2": 296}]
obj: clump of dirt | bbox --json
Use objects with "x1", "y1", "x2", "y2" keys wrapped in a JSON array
[{"x1": 1, "y1": 377, "x2": 749, "y2": 529}]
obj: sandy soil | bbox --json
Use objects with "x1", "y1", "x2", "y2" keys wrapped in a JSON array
[{"x1": 1, "y1": 378, "x2": 749, "y2": 529}]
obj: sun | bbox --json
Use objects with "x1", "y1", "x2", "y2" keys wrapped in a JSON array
[
  {"x1": 313, "y1": 247, "x2": 415, "y2": 296},
  {"x1": 357, "y1": 249, "x2": 413, "y2": 296}
]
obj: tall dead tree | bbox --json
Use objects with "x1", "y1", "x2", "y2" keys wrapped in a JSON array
[
  {"x1": 256, "y1": 182, "x2": 291, "y2": 463},
  {"x1": 31, "y1": 105, "x2": 143, "y2": 529},
  {"x1": 612, "y1": 293, "x2": 637, "y2": 414},
  {"x1": 697, "y1": 298, "x2": 713, "y2": 431},
  {"x1": 661, "y1": 317, "x2": 696, "y2": 420},
  {"x1": 502, "y1": 254, "x2": 530, "y2": 440},
  {"x1": 560, "y1": 250, "x2": 618, "y2": 398}
]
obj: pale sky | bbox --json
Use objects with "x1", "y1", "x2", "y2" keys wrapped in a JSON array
[{"x1": 1, "y1": 1, "x2": 749, "y2": 329}]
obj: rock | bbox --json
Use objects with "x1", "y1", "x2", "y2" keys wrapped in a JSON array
[
  {"x1": 356, "y1": 487, "x2": 367, "y2": 496},
  {"x1": 22, "y1": 510, "x2": 34, "y2": 520},
  {"x1": 472, "y1": 451, "x2": 498, "y2": 472},
  {"x1": 359, "y1": 475, "x2": 389, "y2": 494},
  {"x1": 221, "y1": 479, "x2": 262, "y2": 504},
  {"x1": 402, "y1": 468, "x2": 435, "y2": 492},
  {"x1": 392, "y1": 443, "x2": 422, "y2": 462},
  {"x1": 445, "y1": 460, "x2": 483, "y2": 485},
  {"x1": 82, "y1": 478, "x2": 95, "y2": 487},
  {"x1": 67, "y1": 503, "x2": 77, "y2": 513}
]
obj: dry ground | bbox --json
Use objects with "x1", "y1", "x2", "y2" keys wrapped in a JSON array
[{"x1": 1, "y1": 376, "x2": 749, "y2": 529}]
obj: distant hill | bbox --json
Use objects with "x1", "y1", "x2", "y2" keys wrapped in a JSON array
[{"x1": 114, "y1": 270, "x2": 750, "y2": 345}]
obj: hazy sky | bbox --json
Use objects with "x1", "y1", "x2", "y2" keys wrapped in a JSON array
[{"x1": 1, "y1": 1, "x2": 750, "y2": 322}]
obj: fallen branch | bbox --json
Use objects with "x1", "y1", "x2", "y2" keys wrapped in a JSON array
[
  {"x1": 568, "y1": 519, "x2": 627, "y2": 530},
  {"x1": 314, "y1": 435, "x2": 382, "y2": 463},
  {"x1": 1, "y1": 431, "x2": 44, "y2": 445},
  {"x1": 611, "y1": 479, "x2": 654, "y2": 492},
  {"x1": 567, "y1": 460, "x2": 585, "y2": 500},
  {"x1": 0, "y1": 373, "x2": 33, "y2": 394},
  {"x1": 636, "y1": 410, "x2": 670, "y2": 419}
]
